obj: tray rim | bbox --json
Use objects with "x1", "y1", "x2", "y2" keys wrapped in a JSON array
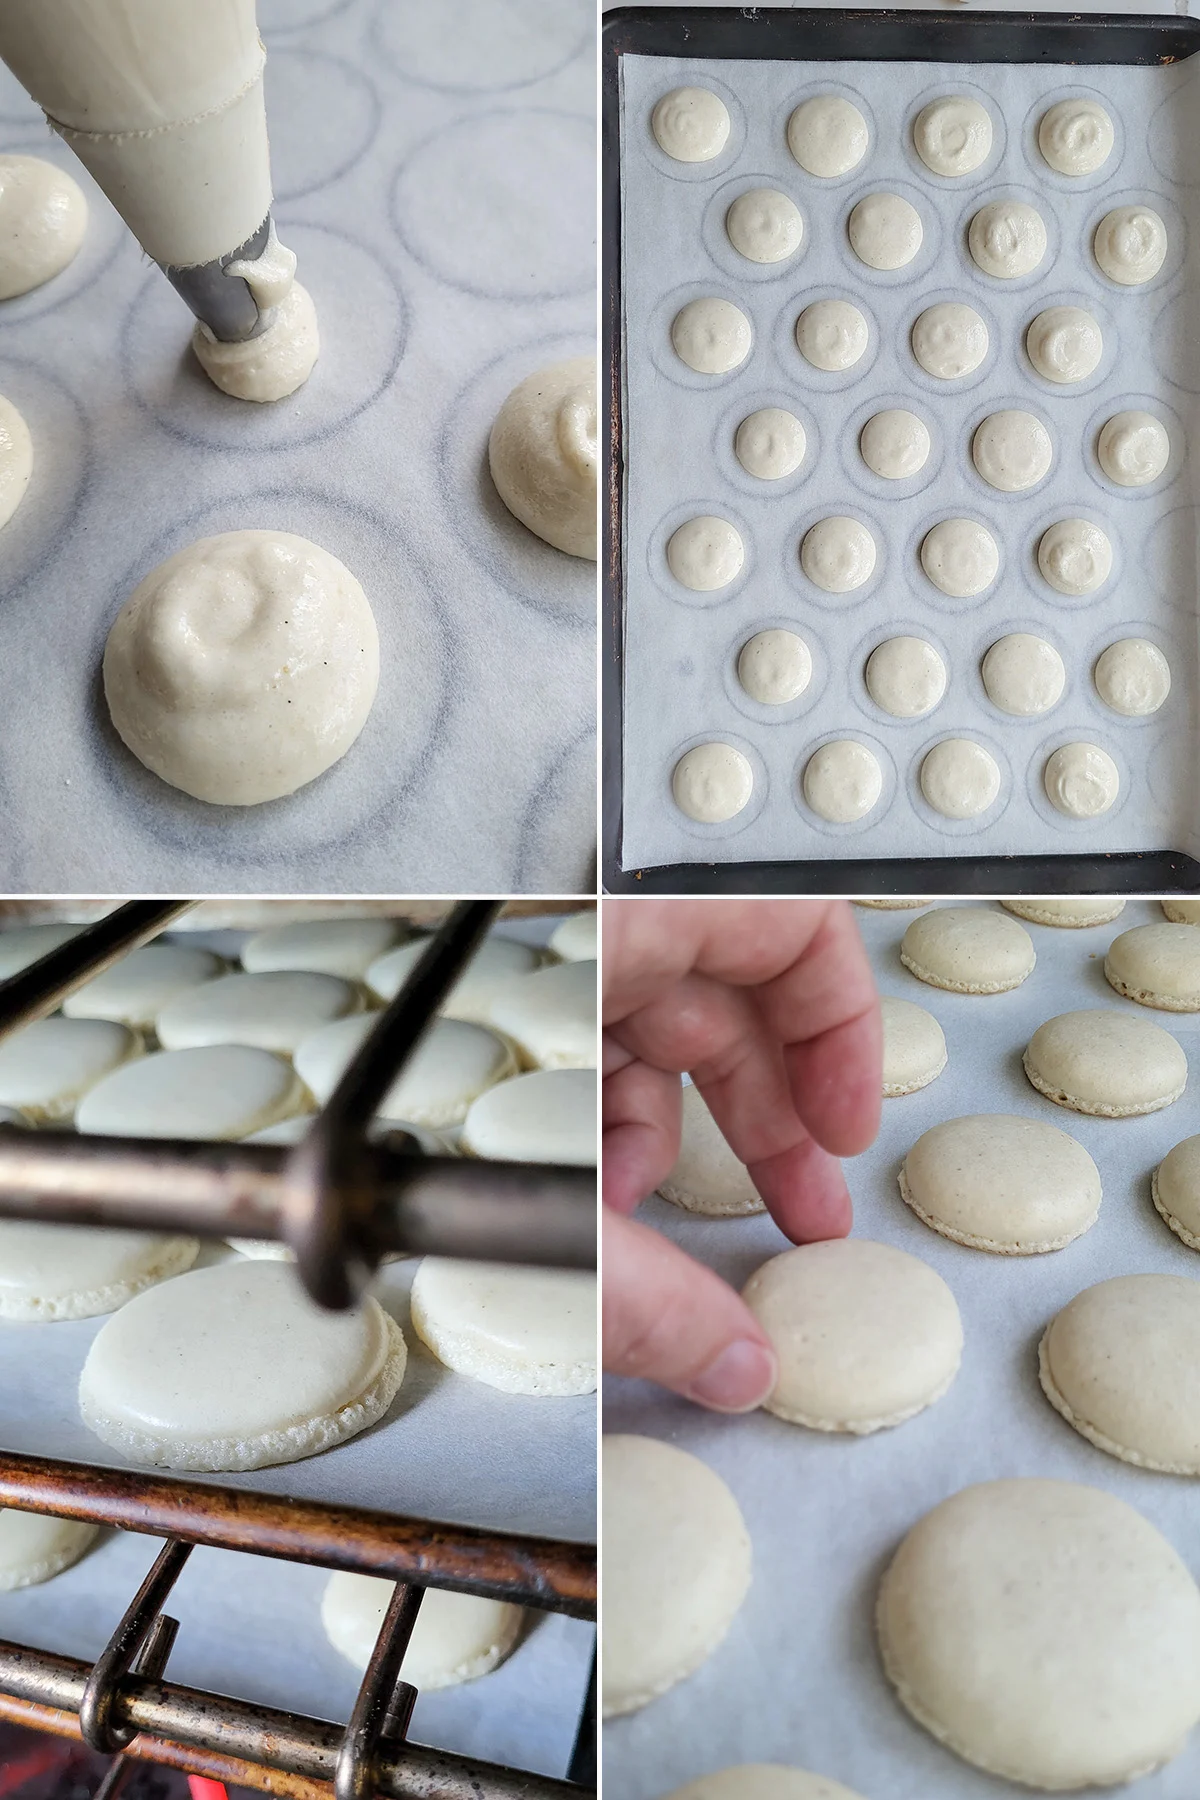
[{"x1": 602, "y1": 5, "x2": 1200, "y2": 895}]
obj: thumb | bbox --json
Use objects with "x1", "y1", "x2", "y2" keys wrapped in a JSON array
[{"x1": 602, "y1": 1208, "x2": 778, "y2": 1413}]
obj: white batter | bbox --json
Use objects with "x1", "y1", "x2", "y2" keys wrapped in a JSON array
[
  {"x1": 0, "y1": 1510, "x2": 99, "y2": 1592},
  {"x1": 78, "y1": 1261, "x2": 406, "y2": 1472},
  {"x1": 667, "y1": 516, "x2": 744, "y2": 591},
  {"x1": 103, "y1": 530, "x2": 379, "y2": 807},
  {"x1": 1039, "y1": 98, "x2": 1114, "y2": 174},
  {"x1": 0, "y1": 393, "x2": 32, "y2": 531},
  {"x1": 155, "y1": 969, "x2": 361, "y2": 1055},
  {"x1": 981, "y1": 634, "x2": 1065, "y2": 717},
  {"x1": 486, "y1": 959, "x2": 597, "y2": 1071},
  {"x1": 800, "y1": 516, "x2": 875, "y2": 592},
  {"x1": 1044, "y1": 742, "x2": 1120, "y2": 817},
  {"x1": 847, "y1": 191, "x2": 922, "y2": 270},
  {"x1": 738, "y1": 629, "x2": 812, "y2": 706},
  {"x1": 63, "y1": 942, "x2": 222, "y2": 1029},
  {"x1": 672, "y1": 744, "x2": 753, "y2": 823},
  {"x1": 322, "y1": 1571, "x2": 523, "y2": 1687},
  {"x1": 242, "y1": 917, "x2": 406, "y2": 981},
  {"x1": 795, "y1": 299, "x2": 867, "y2": 371},
  {"x1": 859, "y1": 409, "x2": 929, "y2": 480},
  {"x1": 76, "y1": 1044, "x2": 306, "y2": 1140},
  {"x1": 193, "y1": 282, "x2": 319, "y2": 404},
  {"x1": 1025, "y1": 306, "x2": 1102, "y2": 383},
  {"x1": 912, "y1": 96, "x2": 991, "y2": 176},
  {"x1": 866, "y1": 637, "x2": 945, "y2": 718},
  {"x1": 651, "y1": 87, "x2": 730, "y2": 162},
  {"x1": 734, "y1": 408, "x2": 805, "y2": 480},
  {"x1": 0, "y1": 1222, "x2": 197, "y2": 1323},
  {"x1": 1036, "y1": 518, "x2": 1111, "y2": 595},
  {"x1": 548, "y1": 912, "x2": 596, "y2": 962},
  {"x1": 919, "y1": 518, "x2": 998, "y2": 597},
  {"x1": 910, "y1": 302, "x2": 987, "y2": 380},
  {"x1": 409, "y1": 1258, "x2": 595, "y2": 1396},
  {"x1": 671, "y1": 298, "x2": 751, "y2": 375},
  {"x1": 294, "y1": 1013, "x2": 515, "y2": 1125},
  {"x1": 1094, "y1": 205, "x2": 1167, "y2": 285},
  {"x1": 0, "y1": 153, "x2": 87, "y2": 300},
  {"x1": 802, "y1": 740, "x2": 882, "y2": 824},
  {"x1": 487, "y1": 356, "x2": 597, "y2": 560},
  {"x1": 1097, "y1": 409, "x2": 1169, "y2": 486},
  {"x1": 603, "y1": 1434, "x2": 751, "y2": 1717},
  {"x1": 968, "y1": 200, "x2": 1047, "y2": 278},
  {"x1": 786, "y1": 95, "x2": 868, "y2": 177},
  {"x1": 1094, "y1": 638, "x2": 1171, "y2": 716},
  {"x1": 366, "y1": 934, "x2": 540, "y2": 1023},
  {"x1": 972, "y1": 409, "x2": 1052, "y2": 491},
  {"x1": 920, "y1": 740, "x2": 1000, "y2": 819},
  {"x1": 0, "y1": 1016, "x2": 140, "y2": 1123},
  {"x1": 725, "y1": 188, "x2": 803, "y2": 263},
  {"x1": 461, "y1": 1067, "x2": 596, "y2": 1165}
]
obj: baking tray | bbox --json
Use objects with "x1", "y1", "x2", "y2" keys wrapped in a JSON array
[
  {"x1": 602, "y1": 6, "x2": 1200, "y2": 894},
  {"x1": 603, "y1": 896, "x2": 1200, "y2": 1799},
  {"x1": 0, "y1": 1526, "x2": 595, "y2": 1783},
  {"x1": 0, "y1": 0, "x2": 596, "y2": 896}
]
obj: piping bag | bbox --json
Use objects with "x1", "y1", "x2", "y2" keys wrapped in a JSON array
[{"x1": 0, "y1": 0, "x2": 292, "y2": 343}]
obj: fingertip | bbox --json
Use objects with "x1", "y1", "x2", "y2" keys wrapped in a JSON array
[{"x1": 684, "y1": 1338, "x2": 778, "y2": 1413}]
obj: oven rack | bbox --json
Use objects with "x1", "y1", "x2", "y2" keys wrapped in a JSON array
[{"x1": 0, "y1": 899, "x2": 597, "y2": 1797}]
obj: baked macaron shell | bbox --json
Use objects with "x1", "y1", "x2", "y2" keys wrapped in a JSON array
[
  {"x1": 1154, "y1": 1134, "x2": 1200, "y2": 1249},
  {"x1": 1024, "y1": 1009, "x2": 1187, "y2": 1116},
  {"x1": 1039, "y1": 1273, "x2": 1200, "y2": 1473},
  {"x1": 1104, "y1": 922, "x2": 1200, "y2": 1011},
  {"x1": 900, "y1": 908, "x2": 1035, "y2": 995},
  {"x1": 881, "y1": 995, "x2": 947, "y2": 1096},
  {"x1": 900, "y1": 1113, "x2": 1100, "y2": 1252},
  {"x1": 742, "y1": 1239, "x2": 962, "y2": 1431}
]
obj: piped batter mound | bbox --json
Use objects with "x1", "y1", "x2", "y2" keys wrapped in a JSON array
[
  {"x1": 102, "y1": 529, "x2": 379, "y2": 806},
  {"x1": 488, "y1": 356, "x2": 597, "y2": 559},
  {"x1": 0, "y1": 154, "x2": 88, "y2": 299},
  {"x1": 191, "y1": 225, "x2": 318, "y2": 402}
]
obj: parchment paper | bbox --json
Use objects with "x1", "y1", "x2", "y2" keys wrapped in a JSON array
[
  {"x1": 0, "y1": 1528, "x2": 594, "y2": 1780},
  {"x1": 618, "y1": 43, "x2": 1200, "y2": 869},
  {"x1": 604, "y1": 897, "x2": 1200, "y2": 1798},
  {"x1": 0, "y1": 0, "x2": 596, "y2": 895}
]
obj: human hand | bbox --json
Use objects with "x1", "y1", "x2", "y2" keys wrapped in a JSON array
[{"x1": 603, "y1": 899, "x2": 881, "y2": 1413}]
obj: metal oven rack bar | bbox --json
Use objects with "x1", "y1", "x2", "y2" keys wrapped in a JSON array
[{"x1": 0, "y1": 900, "x2": 597, "y2": 1797}]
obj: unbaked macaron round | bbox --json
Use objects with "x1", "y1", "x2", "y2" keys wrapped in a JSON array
[
  {"x1": 1039, "y1": 1273, "x2": 1200, "y2": 1473},
  {"x1": 659, "y1": 1083, "x2": 763, "y2": 1216},
  {"x1": 1002, "y1": 897, "x2": 1125, "y2": 928},
  {"x1": 900, "y1": 907, "x2": 1034, "y2": 995},
  {"x1": 900, "y1": 1113, "x2": 1101, "y2": 1253},
  {"x1": 1104, "y1": 922, "x2": 1200, "y2": 1012},
  {"x1": 876, "y1": 1478, "x2": 1200, "y2": 1789},
  {"x1": 1024, "y1": 1009, "x2": 1187, "y2": 1116},
  {"x1": 603, "y1": 1434, "x2": 751, "y2": 1718},
  {"x1": 881, "y1": 995, "x2": 947, "y2": 1096},
  {"x1": 1153, "y1": 1135, "x2": 1200, "y2": 1250},
  {"x1": 742, "y1": 1239, "x2": 962, "y2": 1433}
]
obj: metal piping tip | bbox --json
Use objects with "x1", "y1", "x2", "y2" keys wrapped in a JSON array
[{"x1": 159, "y1": 212, "x2": 273, "y2": 343}]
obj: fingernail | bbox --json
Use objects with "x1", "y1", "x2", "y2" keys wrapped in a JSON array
[{"x1": 686, "y1": 1340, "x2": 777, "y2": 1413}]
